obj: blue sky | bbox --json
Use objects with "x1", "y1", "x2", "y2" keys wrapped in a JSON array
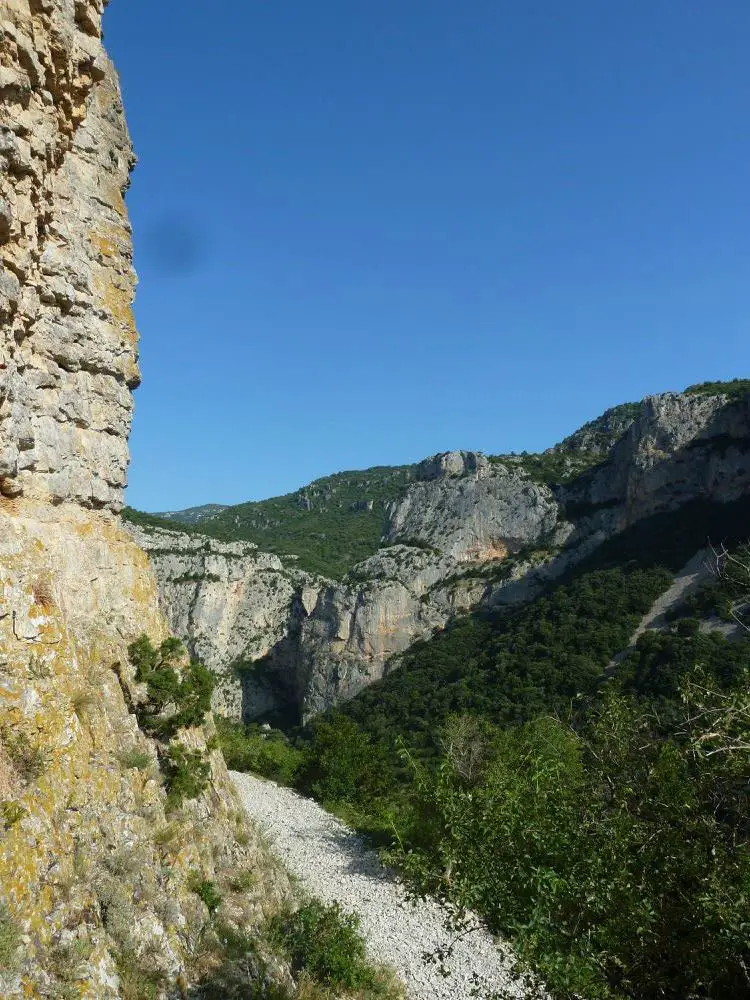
[{"x1": 104, "y1": 1, "x2": 749, "y2": 511}]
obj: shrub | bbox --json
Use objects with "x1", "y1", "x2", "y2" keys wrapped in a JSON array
[
  {"x1": 269, "y1": 899, "x2": 382, "y2": 992},
  {"x1": 115, "y1": 948, "x2": 165, "y2": 1000},
  {"x1": 188, "y1": 874, "x2": 222, "y2": 914},
  {"x1": 118, "y1": 748, "x2": 153, "y2": 770},
  {"x1": 394, "y1": 679, "x2": 750, "y2": 1000},
  {"x1": 215, "y1": 718, "x2": 303, "y2": 785},
  {"x1": 0, "y1": 801, "x2": 25, "y2": 830},
  {"x1": 128, "y1": 635, "x2": 214, "y2": 737},
  {"x1": 1, "y1": 725, "x2": 48, "y2": 782},
  {"x1": 163, "y1": 744, "x2": 210, "y2": 808},
  {"x1": 0, "y1": 903, "x2": 19, "y2": 970},
  {"x1": 296, "y1": 715, "x2": 393, "y2": 806},
  {"x1": 228, "y1": 868, "x2": 256, "y2": 892}
]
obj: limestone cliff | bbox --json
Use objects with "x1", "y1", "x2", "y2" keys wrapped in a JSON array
[
  {"x1": 126, "y1": 524, "x2": 323, "y2": 723},
  {"x1": 1, "y1": 0, "x2": 137, "y2": 510},
  {"x1": 135, "y1": 390, "x2": 750, "y2": 724},
  {"x1": 0, "y1": 501, "x2": 291, "y2": 996},
  {"x1": 0, "y1": 5, "x2": 293, "y2": 995}
]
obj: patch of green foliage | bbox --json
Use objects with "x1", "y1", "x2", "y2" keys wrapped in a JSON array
[
  {"x1": 128, "y1": 634, "x2": 214, "y2": 736},
  {"x1": 189, "y1": 874, "x2": 223, "y2": 914},
  {"x1": 117, "y1": 747, "x2": 153, "y2": 770},
  {"x1": 684, "y1": 378, "x2": 750, "y2": 399},
  {"x1": 0, "y1": 903, "x2": 19, "y2": 970},
  {"x1": 163, "y1": 743, "x2": 211, "y2": 808},
  {"x1": 338, "y1": 563, "x2": 672, "y2": 749},
  {"x1": 115, "y1": 948, "x2": 166, "y2": 1000},
  {"x1": 215, "y1": 717, "x2": 303, "y2": 786},
  {"x1": 258, "y1": 500, "x2": 750, "y2": 998},
  {"x1": 195, "y1": 922, "x2": 291, "y2": 1000},
  {"x1": 126, "y1": 465, "x2": 417, "y2": 579},
  {"x1": 0, "y1": 726, "x2": 48, "y2": 783},
  {"x1": 269, "y1": 900, "x2": 390, "y2": 994},
  {"x1": 619, "y1": 626, "x2": 750, "y2": 720},
  {"x1": 0, "y1": 801, "x2": 25, "y2": 830},
  {"x1": 394, "y1": 672, "x2": 750, "y2": 1000}
]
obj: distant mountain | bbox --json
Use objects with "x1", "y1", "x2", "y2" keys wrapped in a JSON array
[
  {"x1": 124, "y1": 379, "x2": 750, "y2": 580},
  {"x1": 156, "y1": 503, "x2": 230, "y2": 525}
]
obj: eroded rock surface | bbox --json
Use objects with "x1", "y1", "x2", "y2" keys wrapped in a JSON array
[
  {"x1": 0, "y1": 0, "x2": 138, "y2": 510},
  {"x1": 0, "y1": 6, "x2": 294, "y2": 995}
]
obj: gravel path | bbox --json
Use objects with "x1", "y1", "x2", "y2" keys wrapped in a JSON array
[{"x1": 231, "y1": 771, "x2": 539, "y2": 1000}]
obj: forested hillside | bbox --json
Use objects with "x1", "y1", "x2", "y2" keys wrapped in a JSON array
[
  {"x1": 219, "y1": 496, "x2": 750, "y2": 999},
  {"x1": 125, "y1": 464, "x2": 416, "y2": 577}
]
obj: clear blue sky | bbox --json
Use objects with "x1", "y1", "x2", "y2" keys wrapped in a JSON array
[{"x1": 104, "y1": 1, "x2": 749, "y2": 511}]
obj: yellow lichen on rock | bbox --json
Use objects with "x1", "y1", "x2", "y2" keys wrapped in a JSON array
[{"x1": 0, "y1": 501, "x2": 292, "y2": 996}]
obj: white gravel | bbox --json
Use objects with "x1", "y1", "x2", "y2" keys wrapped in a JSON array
[{"x1": 231, "y1": 770, "x2": 540, "y2": 1000}]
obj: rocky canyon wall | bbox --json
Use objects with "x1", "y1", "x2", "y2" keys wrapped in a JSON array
[
  {"x1": 0, "y1": 5, "x2": 293, "y2": 996},
  {"x1": 138, "y1": 393, "x2": 750, "y2": 725},
  {"x1": 1, "y1": 0, "x2": 138, "y2": 510}
]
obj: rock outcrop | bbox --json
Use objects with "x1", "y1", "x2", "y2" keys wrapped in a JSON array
[
  {"x1": 1, "y1": 0, "x2": 138, "y2": 510},
  {"x1": 0, "y1": 5, "x2": 293, "y2": 995},
  {"x1": 127, "y1": 524, "x2": 324, "y2": 722}
]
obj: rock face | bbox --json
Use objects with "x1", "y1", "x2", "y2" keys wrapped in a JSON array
[
  {"x1": 139, "y1": 395, "x2": 750, "y2": 724},
  {"x1": 126, "y1": 524, "x2": 323, "y2": 722},
  {"x1": 387, "y1": 452, "x2": 559, "y2": 562},
  {"x1": 0, "y1": 6, "x2": 293, "y2": 995},
  {"x1": 0, "y1": 0, "x2": 138, "y2": 510}
]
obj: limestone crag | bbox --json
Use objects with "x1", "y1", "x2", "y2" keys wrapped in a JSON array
[
  {"x1": 0, "y1": 500, "x2": 293, "y2": 996},
  {"x1": 0, "y1": 0, "x2": 138, "y2": 510},
  {"x1": 126, "y1": 524, "x2": 325, "y2": 720},
  {"x1": 585, "y1": 392, "x2": 750, "y2": 516},
  {"x1": 387, "y1": 451, "x2": 560, "y2": 562},
  {"x1": 0, "y1": 5, "x2": 295, "y2": 995}
]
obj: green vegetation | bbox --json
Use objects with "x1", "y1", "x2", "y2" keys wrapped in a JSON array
[
  {"x1": 222, "y1": 498, "x2": 750, "y2": 999},
  {"x1": 684, "y1": 378, "x2": 750, "y2": 398},
  {"x1": 0, "y1": 903, "x2": 19, "y2": 970},
  {"x1": 189, "y1": 874, "x2": 223, "y2": 914},
  {"x1": 215, "y1": 718, "x2": 302, "y2": 786},
  {"x1": 128, "y1": 635, "x2": 214, "y2": 737},
  {"x1": 117, "y1": 747, "x2": 153, "y2": 770},
  {"x1": 269, "y1": 900, "x2": 394, "y2": 996},
  {"x1": 0, "y1": 725, "x2": 49, "y2": 783},
  {"x1": 395, "y1": 676, "x2": 749, "y2": 999},
  {"x1": 126, "y1": 635, "x2": 214, "y2": 808},
  {"x1": 124, "y1": 465, "x2": 416, "y2": 578},
  {"x1": 115, "y1": 948, "x2": 166, "y2": 1000},
  {"x1": 0, "y1": 801, "x2": 25, "y2": 830},
  {"x1": 163, "y1": 743, "x2": 211, "y2": 808}
]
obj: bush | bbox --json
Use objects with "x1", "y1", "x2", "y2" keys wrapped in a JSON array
[
  {"x1": 296, "y1": 715, "x2": 394, "y2": 806},
  {"x1": 0, "y1": 726, "x2": 48, "y2": 782},
  {"x1": 394, "y1": 679, "x2": 750, "y2": 1000},
  {"x1": 0, "y1": 903, "x2": 19, "y2": 970},
  {"x1": 189, "y1": 874, "x2": 222, "y2": 914},
  {"x1": 269, "y1": 900, "x2": 384, "y2": 992},
  {"x1": 216, "y1": 718, "x2": 303, "y2": 785},
  {"x1": 0, "y1": 801, "x2": 25, "y2": 830},
  {"x1": 118, "y1": 748, "x2": 153, "y2": 770},
  {"x1": 128, "y1": 635, "x2": 214, "y2": 737},
  {"x1": 163, "y1": 744, "x2": 210, "y2": 808}
]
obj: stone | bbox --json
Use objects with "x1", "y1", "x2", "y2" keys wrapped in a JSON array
[{"x1": 0, "y1": 0, "x2": 139, "y2": 510}]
